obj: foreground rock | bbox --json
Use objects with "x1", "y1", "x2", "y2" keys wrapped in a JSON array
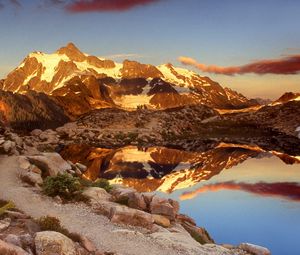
[
  {"x1": 26, "y1": 153, "x2": 71, "y2": 176},
  {"x1": 35, "y1": 231, "x2": 77, "y2": 255},
  {"x1": 0, "y1": 239, "x2": 29, "y2": 255},
  {"x1": 239, "y1": 243, "x2": 271, "y2": 255}
]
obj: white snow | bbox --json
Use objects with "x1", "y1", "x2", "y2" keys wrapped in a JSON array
[
  {"x1": 33, "y1": 52, "x2": 70, "y2": 82},
  {"x1": 23, "y1": 70, "x2": 37, "y2": 85},
  {"x1": 74, "y1": 60, "x2": 122, "y2": 79}
]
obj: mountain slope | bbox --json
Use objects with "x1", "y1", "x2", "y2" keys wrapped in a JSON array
[
  {"x1": 2, "y1": 43, "x2": 257, "y2": 111},
  {"x1": 0, "y1": 90, "x2": 69, "y2": 130},
  {"x1": 272, "y1": 92, "x2": 300, "y2": 105}
]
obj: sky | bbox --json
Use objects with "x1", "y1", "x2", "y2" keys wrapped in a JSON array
[{"x1": 0, "y1": 0, "x2": 300, "y2": 99}]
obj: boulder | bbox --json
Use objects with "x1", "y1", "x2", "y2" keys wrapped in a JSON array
[
  {"x1": 78, "y1": 235, "x2": 96, "y2": 253},
  {"x1": 150, "y1": 196, "x2": 177, "y2": 220},
  {"x1": 3, "y1": 234, "x2": 22, "y2": 248},
  {"x1": 109, "y1": 205, "x2": 154, "y2": 229},
  {"x1": 20, "y1": 171, "x2": 43, "y2": 186},
  {"x1": 27, "y1": 153, "x2": 71, "y2": 177},
  {"x1": 111, "y1": 187, "x2": 136, "y2": 200},
  {"x1": 239, "y1": 243, "x2": 271, "y2": 255},
  {"x1": 18, "y1": 157, "x2": 31, "y2": 170},
  {"x1": 127, "y1": 192, "x2": 147, "y2": 211},
  {"x1": 151, "y1": 228, "x2": 230, "y2": 255},
  {"x1": 2, "y1": 141, "x2": 16, "y2": 154},
  {"x1": 0, "y1": 218, "x2": 11, "y2": 232},
  {"x1": 176, "y1": 214, "x2": 196, "y2": 226},
  {"x1": 153, "y1": 214, "x2": 171, "y2": 228},
  {"x1": 0, "y1": 239, "x2": 29, "y2": 255},
  {"x1": 82, "y1": 187, "x2": 112, "y2": 203},
  {"x1": 75, "y1": 163, "x2": 87, "y2": 172},
  {"x1": 35, "y1": 231, "x2": 77, "y2": 255},
  {"x1": 181, "y1": 222, "x2": 214, "y2": 244},
  {"x1": 30, "y1": 129, "x2": 43, "y2": 136}
]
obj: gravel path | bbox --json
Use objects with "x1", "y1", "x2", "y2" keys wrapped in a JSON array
[{"x1": 0, "y1": 156, "x2": 193, "y2": 255}]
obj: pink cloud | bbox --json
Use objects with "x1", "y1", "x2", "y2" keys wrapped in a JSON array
[
  {"x1": 178, "y1": 54, "x2": 300, "y2": 75},
  {"x1": 66, "y1": 0, "x2": 161, "y2": 13}
]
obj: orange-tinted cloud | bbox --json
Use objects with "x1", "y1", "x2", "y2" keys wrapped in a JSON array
[
  {"x1": 178, "y1": 55, "x2": 300, "y2": 75},
  {"x1": 66, "y1": 0, "x2": 161, "y2": 13},
  {"x1": 180, "y1": 182, "x2": 300, "y2": 202}
]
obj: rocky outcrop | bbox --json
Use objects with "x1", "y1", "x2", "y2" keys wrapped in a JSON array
[
  {"x1": 26, "y1": 153, "x2": 71, "y2": 177},
  {"x1": 0, "y1": 90, "x2": 69, "y2": 131},
  {"x1": 239, "y1": 243, "x2": 271, "y2": 255}
]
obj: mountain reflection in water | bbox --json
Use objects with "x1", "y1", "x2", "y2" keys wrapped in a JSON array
[{"x1": 60, "y1": 142, "x2": 300, "y2": 194}]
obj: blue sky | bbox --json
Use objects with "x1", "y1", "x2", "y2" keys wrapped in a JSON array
[{"x1": 0, "y1": 0, "x2": 299, "y2": 99}]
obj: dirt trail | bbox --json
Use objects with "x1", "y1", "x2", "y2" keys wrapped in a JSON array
[{"x1": 0, "y1": 156, "x2": 192, "y2": 255}]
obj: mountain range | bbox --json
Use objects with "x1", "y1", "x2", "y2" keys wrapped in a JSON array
[
  {"x1": 0, "y1": 43, "x2": 299, "y2": 137},
  {"x1": 0, "y1": 43, "x2": 257, "y2": 114}
]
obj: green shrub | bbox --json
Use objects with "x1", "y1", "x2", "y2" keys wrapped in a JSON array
[
  {"x1": 127, "y1": 132, "x2": 138, "y2": 141},
  {"x1": 0, "y1": 201, "x2": 15, "y2": 217},
  {"x1": 80, "y1": 178, "x2": 113, "y2": 193},
  {"x1": 114, "y1": 197, "x2": 129, "y2": 206},
  {"x1": 115, "y1": 132, "x2": 126, "y2": 140},
  {"x1": 38, "y1": 216, "x2": 68, "y2": 235},
  {"x1": 37, "y1": 216, "x2": 81, "y2": 242},
  {"x1": 42, "y1": 173, "x2": 82, "y2": 200}
]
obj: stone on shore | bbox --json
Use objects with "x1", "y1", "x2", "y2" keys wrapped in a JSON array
[
  {"x1": 82, "y1": 187, "x2": 112, "y2": 203},
  {"x1": 150, "y1": 196, "x2": 177, "y2": 220},
  {"x1": 109, "y1": 205, "x2": 154, "y2": 229},
  {"x1": 239, "y1": 243, "x2": 271, "y2": 255},
  {"x1": 35, "y1": 231, "x2": 77, "y2": 255},
  {"x1": 0, "y1": 218, "x2": 11, "y2": 232},
  {"x1": 0, "y1": 239, "x2": 29, "y2": 255},
  {"x1": 27, "y1": 153, "x2": 71, "y2": 177},
  {"x1": 153, "y1": 214, "x2": 171, "y2": 228}
]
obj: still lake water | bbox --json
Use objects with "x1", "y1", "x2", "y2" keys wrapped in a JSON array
[{"x1": 61, "y1": 144, "x2": 300, "y2": 255}]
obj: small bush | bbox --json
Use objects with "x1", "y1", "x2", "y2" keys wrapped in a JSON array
[
  {"x1": 127, "y1": 132, "x2": 138, "y2": 141},
  {"x1": 114, "y1": 197, "x2": 129, "y2": 206},
  {"x1": 0, "y1": 201, "x2": 15, "y2": 217},
  {"x1": 37, "y1": 216, "x2": 81, "y2": 242},
  {"x1": 38, "y1": 216, "x2": 68, "y2": 235},
  {"x1": 80, "y1": 178, "x2": 113, "y2": 193},
  {"x1": 42, "y1": 173, "x2": 83, "y2": 200}
]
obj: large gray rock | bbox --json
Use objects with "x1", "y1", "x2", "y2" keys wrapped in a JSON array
[
  {"x1": 20, "y1": 171, "x2": 43, "y2": 186},
  {"x1": 109, "y1": 205, "x2": 154, "y2": 229},
  {"x1": 151, "y1": 225, "x2": 230, "y2": 255},
  {"x1": 27, "y1": 153, "x2": 71, "y2": 176},
  {"x1": 127, "y1": 192, "x2": 147, "y2": 211},
  {"x1": 35, "y1": 231, "x2": 77, "y2": 255},
  {"x1": 153, "y1": 214, "x2": 171, "y2": 228},
  {"x1": 150, "y1": 196, "x2": 177, "y2": 220},
  {"x1": 181, "y1": 222, "x2": 214, "y2": 244},
  {"x1": 3, "y1": 234, "x2": 22, "y2": 248},
  {"x1": 2, "y1": 141, "x2": 16, "y2": 154},
  {"x1": 0, "y1": 239, "x2": 29, "y2": 255},
  {"x1": 239, "y1": 243, "x2": 271, "y2": 255},
  {"x1": 0, "y1": 218, "x2": 11, "y2": 232},
  {"x1": 30, "y1": 129, "x2": 43, "y2": 136},
  {"x1": 82, "y1": 187, "x2": 112, "y2": 203}
]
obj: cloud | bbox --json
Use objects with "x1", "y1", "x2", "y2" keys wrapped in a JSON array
[
  {"x1": 65, "y1": 0, "x2": 161, "y2": 13},
  {"x1": 9, "y1": 0, "x2": 21, "y2": 8},
  {"x1": 0, "y1": 0, "x2": 21, "y2": 10},
  {"x1": 180, "y1": 181, "x2": 300, "y2": 202},
  {"x1": 178, "y1": 54, "x2": 300, "y2": 75}
]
